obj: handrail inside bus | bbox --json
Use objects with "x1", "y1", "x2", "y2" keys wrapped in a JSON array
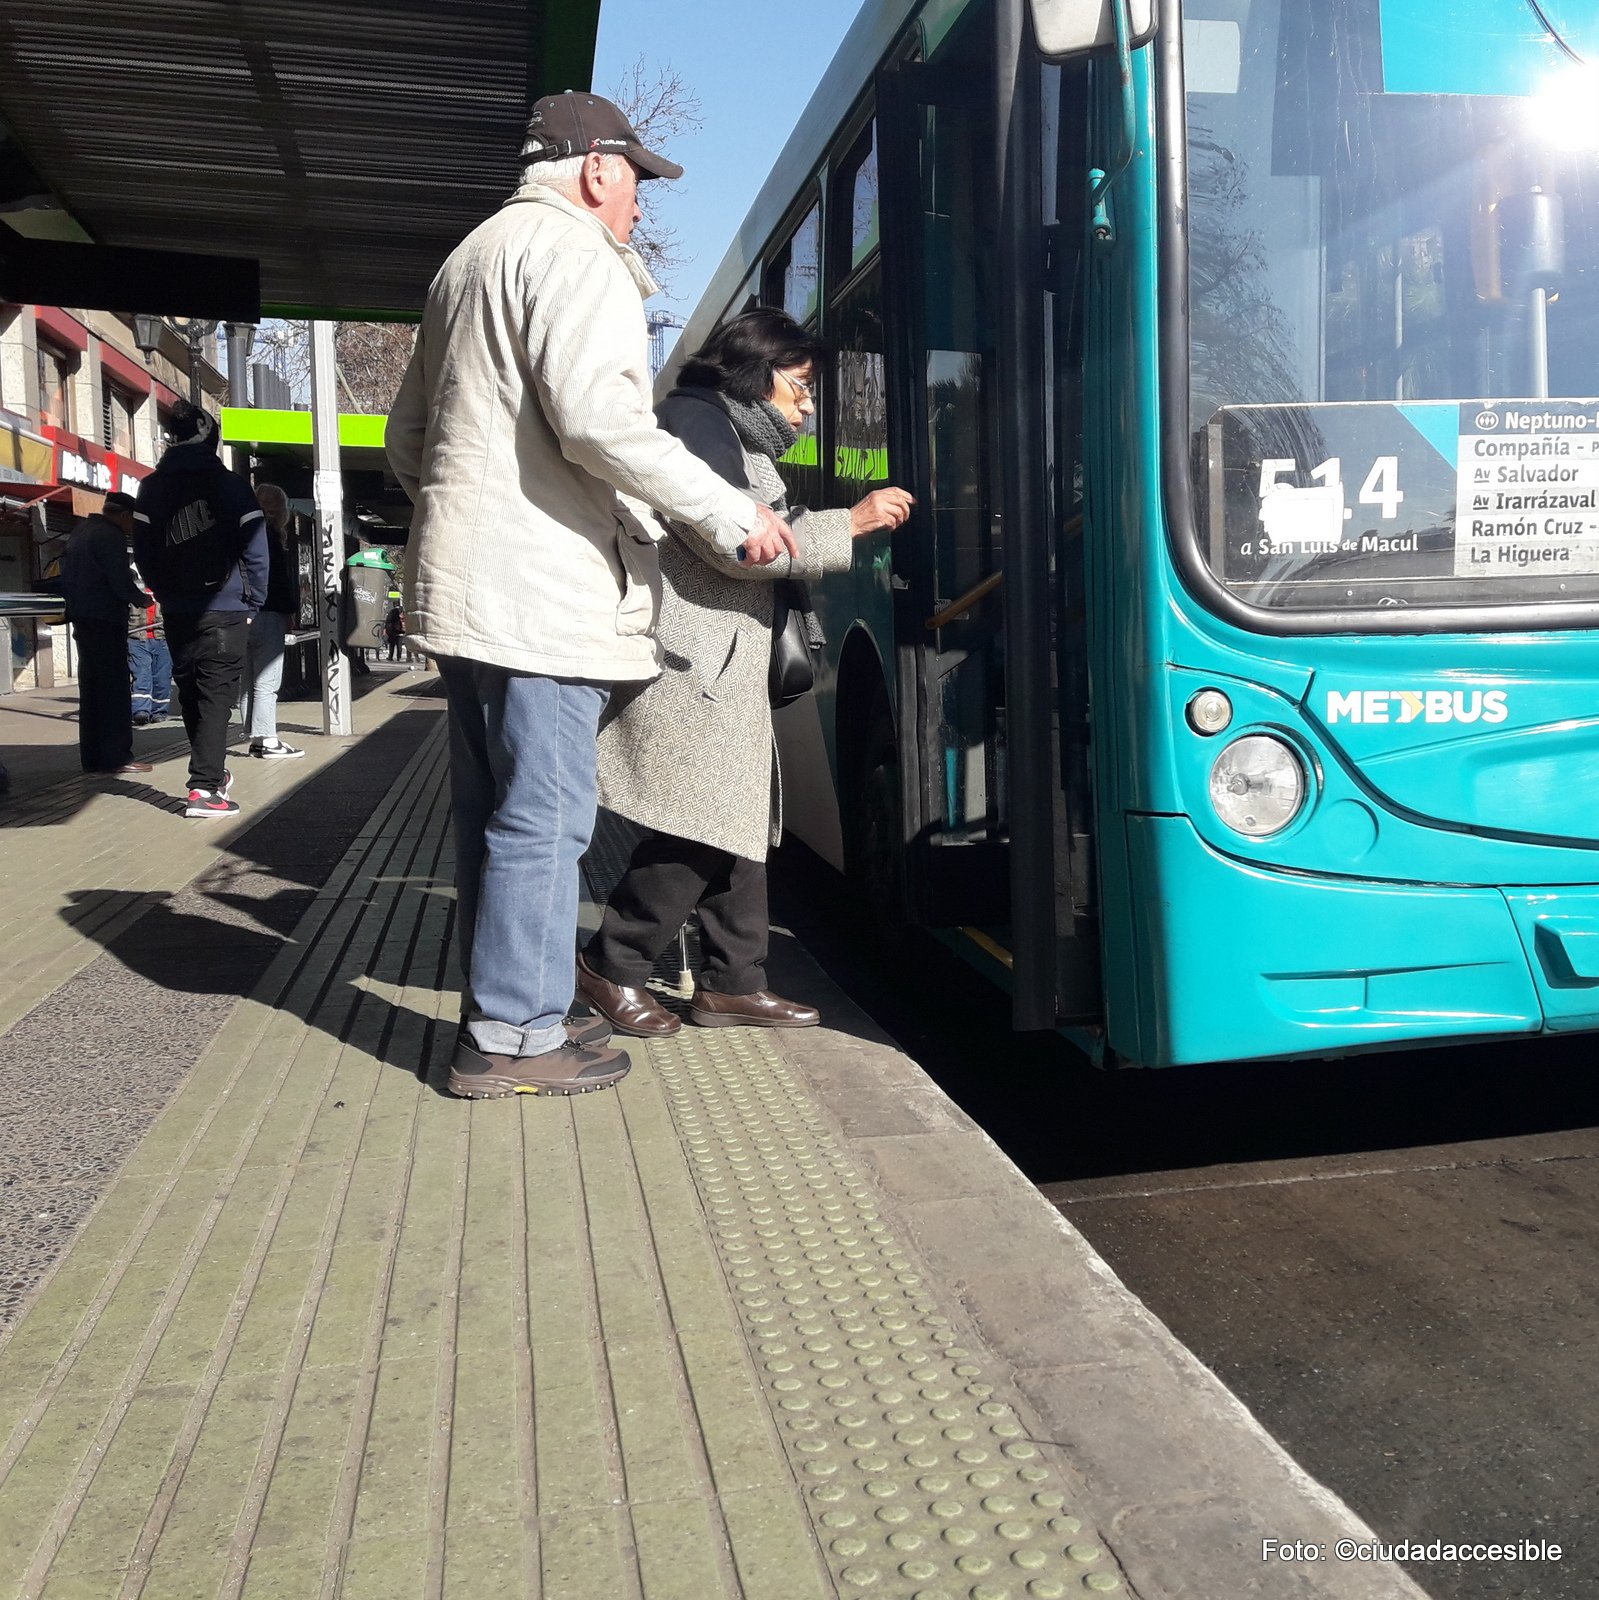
[
  {"x1": 922, "y1": 513, "x2": 1083, "y2": 630},
  {"x1": 926, "y1": 572, "x2": 1004, "y2": 630}
]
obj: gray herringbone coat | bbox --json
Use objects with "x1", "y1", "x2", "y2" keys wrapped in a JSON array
[{"x1": 596, "y1": 404, "x2": 852, "y2": 862}]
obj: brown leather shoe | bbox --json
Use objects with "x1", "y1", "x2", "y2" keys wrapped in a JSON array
[
  {"x1": 112, "y1": 761, "x2": 154, "y2": 774},
  {"x1": 448, "y1": 1037, "x2": 630, "y2": 1099},
  {"x1": 576, "y1": 952, "x2": 681, "y2": 1038},
  {"x1": 688, "y1": 989, "x2": 820, "y2": 1029}
]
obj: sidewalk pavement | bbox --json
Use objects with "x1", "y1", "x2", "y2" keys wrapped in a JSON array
[
  {"x1": 0, "y1": 666, "x2": 404, "y2": 806},
  {"x1": 0, "y1": 676, "x2": 1428, "y2": 1600}
]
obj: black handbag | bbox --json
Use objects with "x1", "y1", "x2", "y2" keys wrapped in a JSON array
[{"x1": 769, "y1": 579, "x2": 821, "y2": 708}]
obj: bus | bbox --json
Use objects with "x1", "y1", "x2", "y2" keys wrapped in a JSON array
[{"x1": 665, "y1": 0, "x2": 1599, "y2": 1068}]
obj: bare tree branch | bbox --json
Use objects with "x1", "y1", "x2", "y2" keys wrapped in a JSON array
[
  {"x1": 247, "y1": 320, "x2": 415, "y2": 415},
  {"x1": 334, "y1": 322, "x2": 416, "y2": 414},
  {"x1": 609, "y1": 55, "x2": 703, "y2": 287}
]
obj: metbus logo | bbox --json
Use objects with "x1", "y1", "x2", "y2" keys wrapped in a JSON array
[{"x1": 1325, "y1": 689, "x2": 1510, "y2": 725}]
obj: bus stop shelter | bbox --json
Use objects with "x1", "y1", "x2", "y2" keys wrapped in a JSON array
[
  {"x1": 0, "y1": 0, "x2": 602, "y2": 726},
  {"x1": 0, "y1": 1, "x2": 601, "y2": 318},
  {"x1": 220, "y1": 406, "x2": 407, "y2": 678}
]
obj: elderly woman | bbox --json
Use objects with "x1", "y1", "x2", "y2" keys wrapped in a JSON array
[{"x1": 578, "y1": 308, "x2": 911, "y2": 1035}]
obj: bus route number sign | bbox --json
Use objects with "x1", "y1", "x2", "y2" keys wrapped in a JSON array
[
  {"x1": 1454, "y1": 403, "x2": 1599, "y2": 576},
  {"x1": 1209, "y1": 399, "x2": 1599, "y2": 603}
]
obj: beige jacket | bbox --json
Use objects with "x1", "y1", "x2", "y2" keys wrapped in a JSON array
[{"x1": 386, "y1": 186, "x2": 759, "y2": 681}]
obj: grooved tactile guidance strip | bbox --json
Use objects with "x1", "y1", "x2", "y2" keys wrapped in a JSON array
[{"x1": 648, "y1": 1022, "x2": 1130, "y2": 1600}]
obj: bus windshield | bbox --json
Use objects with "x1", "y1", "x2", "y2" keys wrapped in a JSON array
[{"x1": 1183, "y1": 0, "x2": 1599, "y2": 614}]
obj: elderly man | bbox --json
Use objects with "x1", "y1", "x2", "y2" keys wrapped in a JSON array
[{"x1": 387, "y1": 91, "x2": 797, "y2": 1101}]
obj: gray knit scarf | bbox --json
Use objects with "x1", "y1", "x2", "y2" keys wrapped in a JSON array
[
  {"x1": 719, "y1": 393, "x2": 797, "y2": 462},
  {"x1": 716, "y1": 393, "x2": 824, "y2": 653}
]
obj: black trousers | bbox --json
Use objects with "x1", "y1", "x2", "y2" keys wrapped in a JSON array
[
  {"x1": 165, "y1": 610, "x2": 248, "y2": 793},
  {"x1": 587, "y1": 829, "x2": 769, "y2": 995},
  {"x1": 72, "y1": 619, "x2": 134, "y2": 773}
]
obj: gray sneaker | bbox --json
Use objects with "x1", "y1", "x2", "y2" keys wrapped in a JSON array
[{"x1": 448, "y1": 1037, "x2": 630, "y2": 1100}]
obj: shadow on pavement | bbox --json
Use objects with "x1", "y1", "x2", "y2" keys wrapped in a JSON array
[
  {"x1": 0, "y1": 667, "x2": 401, "y2": 825},
  {"x1": 50, "y1": 707, "x2": 452, "y2": 1081}
]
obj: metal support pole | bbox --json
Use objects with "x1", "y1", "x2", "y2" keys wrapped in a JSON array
[
  {"x1": 225, "y1": 323, "x2": 254, "y2": 407},
  {"x1": 186, "y1": 327, "x2": 203, "y2": 406},
  {"x1": 1529, "y1": 286, "x2": 1551, "y2": 400},
  {"x1": 996, "y1": 0, "x2": 1056, "y2": 1030},
  {"x1": 225, "y1": 323, "x2": 255, "y2": 472},
  {"x1": 310, "y1": 320, "x2": 353, "y2": 736}
]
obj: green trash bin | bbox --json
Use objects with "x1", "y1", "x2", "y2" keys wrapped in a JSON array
[{"x1": 343, "y1": 549, "x2": 397, "y2": 653}]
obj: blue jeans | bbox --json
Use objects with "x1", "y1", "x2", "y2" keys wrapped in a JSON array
[
  {"x1": 128, "y1": 636, "x2": 171, "y2": 718},
  {"x1": 437, "y1": 657, "x2": 609, "y2": 1058},
  {"x1": 245, "y1": 610, "x2": 288, "y2": 741}
]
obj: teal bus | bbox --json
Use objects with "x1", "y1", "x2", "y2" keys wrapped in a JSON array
[{"x1": 666, "y1": 0, "x2": 1599, "y2": 1067}]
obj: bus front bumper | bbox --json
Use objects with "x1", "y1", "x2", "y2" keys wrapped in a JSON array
[{"x1": 1121, "y1": 815, "x2": 1599, "y2": 1067}]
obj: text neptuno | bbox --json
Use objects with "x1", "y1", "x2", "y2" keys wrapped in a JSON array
[{"x1": 1325, "y1": 689, "x2": 1510, "y2": 726}]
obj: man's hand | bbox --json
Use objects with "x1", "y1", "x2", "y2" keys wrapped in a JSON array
[{"x1": 739, "y1": 504, "x2": 801, "y2": 566}]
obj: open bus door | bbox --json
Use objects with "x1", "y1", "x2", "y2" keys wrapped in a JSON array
[
  {"x1": 877, "y1": 41, "x2": 1014, "y2": 935},
  {"x1": 877, "y1": 9, "x2": 1078, "y2": 1030}
]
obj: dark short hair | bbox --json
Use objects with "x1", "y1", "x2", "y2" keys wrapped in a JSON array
[
  {"x1": 678, "y1": 307, "x2": 823, "y2": 406},
  {"x1": 103, "y1": 491, "x2": 138, "y2": 516}
]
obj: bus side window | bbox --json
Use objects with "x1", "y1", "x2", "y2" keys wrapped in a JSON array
[
  {"x1": 763, "y1": 198, "x2": 821, "y2": 325},
  {"x1": 829, "y1": 119, "x2": 889, "y2": 504},
  {"x1": 764, "y1": 195, "x2": 824, "y2": 505}
]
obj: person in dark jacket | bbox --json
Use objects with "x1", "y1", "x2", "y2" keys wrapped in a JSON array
[
  {"x1": 134, "y1": 402, "x2": 268, "y2": 818},
  {"x1": 58, "y1": 490, "x2": 154, "y2": 775},
  {"x1": 243, "y1": 483, "x2": 305, "y2": 759}
]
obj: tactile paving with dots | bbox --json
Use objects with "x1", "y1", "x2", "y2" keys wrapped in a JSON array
[{"x1": 647, "y1": 1021, "x2": 1129, "y2": 1600}]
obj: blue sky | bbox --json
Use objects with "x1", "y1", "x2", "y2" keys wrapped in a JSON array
[{"x1": 592, "y1": 0, "x2": 864, "y2": 318}]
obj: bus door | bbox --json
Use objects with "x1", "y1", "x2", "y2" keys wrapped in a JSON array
[{"x1": 879, "y1": 43, "x2": 1010, "y2": 925}]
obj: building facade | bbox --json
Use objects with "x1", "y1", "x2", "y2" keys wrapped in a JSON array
[{"x1": 0, "y1": 305, "x2": 226, "y2": 688}]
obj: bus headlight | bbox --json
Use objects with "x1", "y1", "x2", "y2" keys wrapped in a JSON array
[
  {"x1": 1186, "y1": 688, "x2": 1233, "y2": 735},
  {"x1": 1209, "y1": 735, "x2": 1306, "y2": 837}
]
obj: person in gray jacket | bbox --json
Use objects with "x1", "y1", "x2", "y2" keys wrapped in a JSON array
[
  {"x1": 387, "y1": 92, "x2": 798, "y2": 1101},
  {"x1": 580, "y1": 310, "x2": 912, "y2": 1035}
]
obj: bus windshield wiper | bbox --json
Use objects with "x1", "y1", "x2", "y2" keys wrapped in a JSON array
[{"x1": 1526, "y1": 0, "x2": 1587, "y2": 66}]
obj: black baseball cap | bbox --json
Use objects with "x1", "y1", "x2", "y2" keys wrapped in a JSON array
[
  {"x1": 103, "y1": 491, "x2": 138, "y2": 516},
  {"x1": 520, "y1": 91, "x2": 684, "y2": 181}
]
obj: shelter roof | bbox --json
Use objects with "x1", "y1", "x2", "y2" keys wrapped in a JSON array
[{"x1": 0, "y1": 1, "x2": 601, "y2": 317}]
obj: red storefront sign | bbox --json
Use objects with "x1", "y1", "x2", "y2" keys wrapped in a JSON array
[{"x1": 40, "y1": 424, "x2": 151, "y2": 498}]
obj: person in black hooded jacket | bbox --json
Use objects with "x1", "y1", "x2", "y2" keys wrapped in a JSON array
[{"x1": 133, "y1": 402, "x2": 268, "y2": 817}]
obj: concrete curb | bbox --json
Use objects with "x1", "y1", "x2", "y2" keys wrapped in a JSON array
[{"x1": 763, "y1": 923, "x2": 1432, "y2": 1600}]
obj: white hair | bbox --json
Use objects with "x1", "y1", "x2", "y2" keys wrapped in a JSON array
[{"x1": 520, "y1": 151, "x2": 627, "y2": 198}]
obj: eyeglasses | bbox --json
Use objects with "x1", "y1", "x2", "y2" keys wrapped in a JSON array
[{"x1": 778, "y1": 369, "x2": 815, "y2": 403}]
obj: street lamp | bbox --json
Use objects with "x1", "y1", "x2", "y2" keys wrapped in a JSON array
[
  {"x1": 129, "y1": 313, "x2": 217, "y2": 406},
  {"x1": 168, "y1": 316, "x2": 217, "y2": 406},
  {"x1": 130, "y1": 313, "x2": 164, "y2": 357}
]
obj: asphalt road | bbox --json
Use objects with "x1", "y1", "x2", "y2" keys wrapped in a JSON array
[{"x1": 769, "y1": 840, "x2": 1599, "y2": 1600}]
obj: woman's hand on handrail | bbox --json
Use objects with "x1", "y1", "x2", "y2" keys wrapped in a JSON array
[{"x1": 849, "y1": 487, "x2": 914, "y2": 538}]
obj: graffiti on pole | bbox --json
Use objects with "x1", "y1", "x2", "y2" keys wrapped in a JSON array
[{"x1": 313, "y1": 469, "x2": 351, "y2": 735}]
